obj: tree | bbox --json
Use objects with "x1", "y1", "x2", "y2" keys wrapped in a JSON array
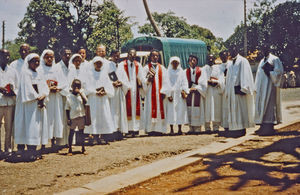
[
  {"x1": 225, "y1": 1, "x2": 300, "y2": 67},
  {"x1": 17, "y1": 0, "x2": 133, "y2": 59},
  {"x1": 138, "y1": 11, "x2": 225, "y2": 56},
  {"x1": 86, "y1": 0, "x2": 133, "y2": 55}
]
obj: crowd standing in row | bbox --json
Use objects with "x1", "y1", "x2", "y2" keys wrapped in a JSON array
[{"x1": 0, "y1": 43, "x2": 284, "y2": 161}]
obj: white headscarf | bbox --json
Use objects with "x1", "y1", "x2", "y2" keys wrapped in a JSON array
[
  {"x1": 40, "y1": 49, "x2": 55, "y2": 68},
  {"x1": 69, "y1": 54, "x2": 82, "y2": 68},
  {"x1": 24, "y1": 53, "x2": 40, "y2": 69},
  {"x1": 168, "y1": 56, "x2": 183, "y2": 87}
]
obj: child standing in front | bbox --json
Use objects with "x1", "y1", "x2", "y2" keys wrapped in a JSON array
[{"x1": 65, "y1": 79, "x2": 88, "y2": 155}]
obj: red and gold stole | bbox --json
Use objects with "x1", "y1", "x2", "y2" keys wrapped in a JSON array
[
  {"x1": 148, "y1": 63, "x2": 165, "y2": 119},
  {"x1": 124, "y1": 60, "x2": 140, "y2": 120},
  {"x1": 186, "y1": 67, "x2": 201, "y2": 107}
]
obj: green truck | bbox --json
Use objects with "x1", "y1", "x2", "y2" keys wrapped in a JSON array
[{"x1": 121, "y1": 36, "x2": 207, "y2": 69}]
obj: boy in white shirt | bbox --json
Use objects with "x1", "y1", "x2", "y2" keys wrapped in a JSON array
[{"x1": 65, "y1": 79, "x2": 88, "y2": 155}]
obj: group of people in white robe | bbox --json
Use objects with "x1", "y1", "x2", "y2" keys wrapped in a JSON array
[{"x1": 0, "y1": 43, "x2": 284, "y2": 161}]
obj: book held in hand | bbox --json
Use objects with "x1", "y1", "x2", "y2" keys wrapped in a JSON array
[
  {"x1": 47, "y1": 80, "x2": 58, "y2": 87},
  {"x1": 5, "y1": 84, "x2": 13, "y2": 93},
  {"x1": 108, "y1": 71, "x2": 118, "y2": 82}
]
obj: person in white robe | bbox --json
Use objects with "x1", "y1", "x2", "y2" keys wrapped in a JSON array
[
  {"x1": 254, "y1": 46, "x2": 283, "y2": 135},
  {"x1": 202, "y1": 54, "x2": 225, "y2": 132},
  {"x1": 84, "y1": 56, "x2": 115, "y2": 144},
  {"x1": 185, "y1": 55, "x2": 207, "y2": 134},
  {"x1": 68, "y1": 54, "x2": 87, "y2": 85},
  {"x1": 37, "y1": 49, "x2": 68, "y2": 150},
  {"x1": 107, "y1": 50, "x2": 130, "y2": 140},
  {"x1": 225, "y1": 48, "x2": 255, "y2": 137},
  {"x1": 14, "y1": 53, "x2": 49, "y2": 161},
  {"x1": 55, "y1": 48, "x2": 74, "y2": 146},
  {"x1": 10, "y1": 44, "x2": 30, "y2": 77},
  {"x1": 143, "y1": 49, "x2": 171, "y2": 135},
  {"x1": 219, "y1": 51, "x2": 232, "y2": 131},
  {"x1": 166, "y1": 56, "x2": 189, "y2": 135},
  {"x1": 78, "y1": 48, "x2": 90, "y2": 73},
  {"x1": 0, "y1": 49, "x2": 18, "y2": 155},
  {"x1": 95, "y1": 44, "x2": 111, "y2": 71},
  {"x1": 118, "y1": 48, "x2": 145, "y2": 136}
]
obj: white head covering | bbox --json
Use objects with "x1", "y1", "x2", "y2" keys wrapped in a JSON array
[
  {"x1": 168, "y1": 56, "x2": 182, "y2": 70},
  {"x1": 92, "y1": 56, "x2": 105, "y2": 64},
  {"x1": 69, "y1": 54, "x2": 82, "y2": 67},
  {"x1": 40, "y1": 49, "x2": 55, "y2": 67},
  {"x1": 24, "y1": 53, "x2": 40, "y2": 69}
]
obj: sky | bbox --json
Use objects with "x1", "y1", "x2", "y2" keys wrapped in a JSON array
[{"x1": 0, "y1": 0, "x2": 288, "y2": 43}]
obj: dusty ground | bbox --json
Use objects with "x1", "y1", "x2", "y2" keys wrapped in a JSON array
[
  {"x1": 0, "y1": 88, "x2": 299, "y2": 195},
  {"x1": 114, "y1": 123, "x2": 300, "y2": 195},
  {"x1": 0, "y1": 132, "x2": 222, "y2": 194}
]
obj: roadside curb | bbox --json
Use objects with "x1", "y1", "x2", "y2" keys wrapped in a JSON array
[{"x1": 56, "y1": 121, "x2": 299, "y2": 195}]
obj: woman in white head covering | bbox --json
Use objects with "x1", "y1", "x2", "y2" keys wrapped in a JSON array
[
  {"x1": 84, "y1": 56, "x2": 115, "y2": 144},
  {"x1": 68, "y1": 54, "x2": 87, "y2": 87},
  {"x1": 14, "y1": 53, "x2": 49, "y2": 161},
  {"x1": 166, "y1": 56, "x2": 189, "y2": 135},
  {"x1": 37, "y1": 49, "x2": 68, "y2": 146}
]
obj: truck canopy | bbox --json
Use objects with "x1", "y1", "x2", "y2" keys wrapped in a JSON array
[{"x1": 121, "y1": 36, "x2": 207, "y2": 68}]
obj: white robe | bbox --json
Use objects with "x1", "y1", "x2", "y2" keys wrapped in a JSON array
[
  {"x1": 10, "y1": 58, "x2": 25, "y2": 77},
  {"x1": 255, "y1": 53, "x2": 283, "y2": 124},
  {"x1": 14, "y1": 68, "x2": 49, "y2": 145},
  {"x1": 166, "y1": 67, "x2": 189, "y2": 125},
  {"x1": 84, "y1": 68, "x2": 115, "y2": 134},
  {"x1": 203, "y1": 65, "x2": 225, "y2": 123},
  {"x1": 220, "y1": 61, "x2": 233, "y2": 128},
  {"x1": 118, "y1": 60, "x2": 145, "y2": 131},
  {"x1": 55, "y1": 60, "x2": 75, "y2": 145},
  {"x1": 37, "y1": 64, "x2": 67, "y2": 139},
  {"x1": 185, "y1": 67, "x2": 207, "y2": 127},
  {"x1": 108, "y1": 61, "x2": 130, "y2": 133},
  {"x1": 225, "y1": 54, "x2": 255, "y2": 130},
  {"x1": 143, "y1": 64, "x2": 171, "y2": 133}
]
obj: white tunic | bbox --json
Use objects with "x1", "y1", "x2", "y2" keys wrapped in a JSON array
[
  {"x1": 143, "y1": 64, "x2": 171, "y2": 133},
  {"x1": 225, "y1": 54, "x2": 255, "y2": 130},
  {"x1": 118, "y1": 60, "x2": 145, "y2": 131},
  {"x1": 10, "y1": 58, "x2": 25, "y2": 77},
  {"x1": 255, "y1": 53, "x2": 283, "y2": 124},
  {"x1": 185, "y1": 67, "x2": 208, "y2": 126},
  {"x1": 166, "y1": 67, "x2": 189, "y2": 125},
  {"x1": 84, "y1": 68, "x2": 115, "y2": 134},
  {"x1": 14, "y1": 68, "x2": 49, "y2": 145},
  {"x1": 203, "y1": 64, "x2": 225, "y2": 123},
  {"x1": 0, "y1": 65, "x2": 19, "y2": 106},
  {"x1": 108, "y1": 61, "x2": 130, "y2": 133},
  {"x1": 37, "y1": 63, "x2": 67, "y2": 139},
  {"x1": 219, "y1": 61, "x2": 233, "y2": 128}
]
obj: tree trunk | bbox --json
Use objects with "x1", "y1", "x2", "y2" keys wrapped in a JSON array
[{"x1": 142, "y1": 0, "x2": 162, "y2": 37}]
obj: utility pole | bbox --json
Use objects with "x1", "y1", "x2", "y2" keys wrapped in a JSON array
[
  {"x1": 142, "y1": 0, "x2": 162, "y2": 37},
  {"x1": 2, "y1": 21, "x2": 5, "y2": 49},
  {"x1": 243, "y1": 0, "x2": 247, "y2": 57}
]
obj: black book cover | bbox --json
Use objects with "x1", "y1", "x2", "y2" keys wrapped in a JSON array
[{"x1": 108, "y1": 71, "x2": 118, "y2": 82}]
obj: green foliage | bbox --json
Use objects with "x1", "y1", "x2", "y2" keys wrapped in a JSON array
[
  {"x1": 4, "y1": 40, "x2": 37, "y2": 62},
  {"x1": 17, "y1": 0, "x2": 133, "y2": 60},
  {"x1": 86, "y1": 0, "x2": 133, "y2": 56},
  {"x1": 225, "y1": 1, "x2": 300, "y2": 67},
  {"x1": 138, "y1": 11, "x2": 225, "y2": 56}
]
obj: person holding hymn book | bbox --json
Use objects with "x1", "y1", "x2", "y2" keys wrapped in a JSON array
[
  {"x1": 0, "y1": 49, "x2": 18, "y2": 156},
  {"x1": 203, "y1": 54, "x2": 225, "y2": 133},
  {"x1": 185, "y1": 55, "x2": 207, "y2": 134},
  {"x1": 38, "y1": 49, "x2": 67, "y2": 152},
  {"x1": 143, "y1": 49, "x2": 171, "y2": 136},
  {"x1": 108, "y1": 50, "x2": 130, "y2": 141},
  {"x1": 166, "y1": 56, "x2": 189, "y2": 135},
  {"x1": 65, "y1": 79, "x2": 88, "y2": 155},
  {"x1": 84, "y1": 56, "x2": 115, "y2": 144},
  {"x1": 254, "y1": 45, "x2": 283, "y2": 135},
  {"x1": 14, "y1": 53, "x2": 49, "y2": 161},
  {"x1": 224, "y1": 47, "x2": 255, "y2": 137},
  {"x1": 118, "y1": 48, "x2": 144, "y2": 137}
]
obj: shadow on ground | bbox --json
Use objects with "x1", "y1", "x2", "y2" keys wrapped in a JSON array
[{"x1": 175, "y1": 130, "x2": 300, "y2": 192}]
